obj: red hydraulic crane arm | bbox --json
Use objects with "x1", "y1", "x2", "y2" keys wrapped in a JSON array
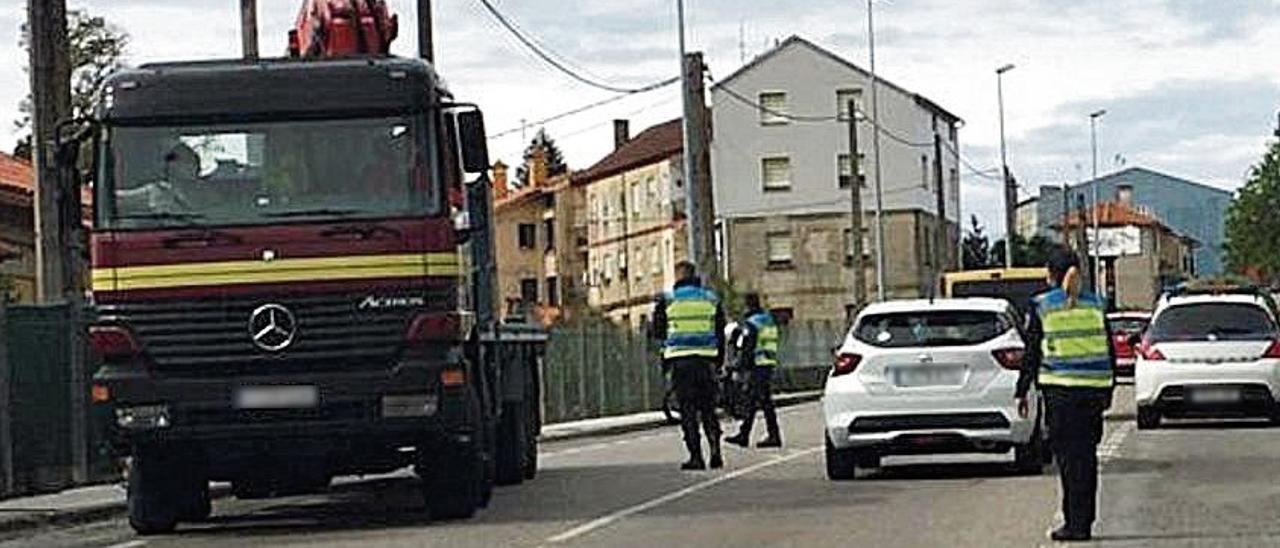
[{"x1": 289, "y1": 0, "x2": 399, "y2": 58}]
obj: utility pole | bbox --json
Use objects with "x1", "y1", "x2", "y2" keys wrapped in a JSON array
[
  {"x1": 29, "y1": 0, "x2": 87, "y2": 484},
  {"x1": 1076, "y1": 194, "x2": 1089, "y2": 279},
  {"x1": 418, "y1": 0, "x2": 434, "y2": 63},
  {"x1": 240, "y1": 0, "x2": 258, "y2": 60},
  {"x1": 847, "y1": 101, "x2": 866, "y2": 310},
  {"x1": 933, "y1": 132, "x2": 946, "y2": 289},
  {"x1": 685, "y1": 52, "x2": 716, "y2": 279},
  {"x1": 867, "y1": 0, "x2": 886, "y2": 301}
]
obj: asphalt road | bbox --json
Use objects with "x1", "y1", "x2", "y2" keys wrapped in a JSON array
[{"x1": 7, "y1": 384, "x2": 1280, "y2": 548}]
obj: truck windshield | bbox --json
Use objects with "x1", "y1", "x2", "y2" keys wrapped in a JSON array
[{"x1": 99, "y1": 115, "x2": 435, "y2": 229}]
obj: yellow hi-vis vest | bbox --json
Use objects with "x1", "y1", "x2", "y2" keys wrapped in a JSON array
[
  {"x1": 746, "y1": 311, "x2": 780, "y2": 367},
  {"x1": 1033, "y1": 288, "x2": 1113, "y2": 389},
  {"x1": 662, "y1": 285, "x2": 720, "y2": 360}
]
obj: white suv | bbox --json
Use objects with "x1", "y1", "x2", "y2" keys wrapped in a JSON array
[
  {"x1": 1134, "y1": 292, "x2": 1280, "y2": 429},
  {"x1": 823, "y1": 299, "x2": 1046, "y2": 480}
]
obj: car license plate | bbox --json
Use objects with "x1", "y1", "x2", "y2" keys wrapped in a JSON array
[
  {"x1": 893, "y1": 367, "x2": 964, "y2": 387},
  {"x1": 235, "y1": 385, "x2": 319, "y2": 409},
  {"x1": 1190, "y1": 387, "x2": 1240, "y2": 404}
]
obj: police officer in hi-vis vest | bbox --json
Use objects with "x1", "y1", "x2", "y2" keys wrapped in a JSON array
[
  {"x1": 652, "y1": 261, "x2": 727, "y2": 471},
  {"x1": 1017, "y1": 245, "x2": 1115, "y2": 542},
  {"x1": 725, "y1": 293, "x2": 783, "y2": 449}
]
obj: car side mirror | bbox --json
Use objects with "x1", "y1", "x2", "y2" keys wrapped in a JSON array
[
  {"x1": 456, "y1": 110, "x2": 490, "y2": 174},
  {"x1": 452, "y1": 209, "x2": 473, "y2": 244}
]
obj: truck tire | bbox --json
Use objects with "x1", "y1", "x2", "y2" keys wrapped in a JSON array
[
  {"x1": 180, "y1": 480, "x2": 212, "y2": 522},
  {"x1": 127, "y1": 451, "x2": 182, "y2": 535},
  {"x1": 495, "y1": 400, "x2": 528, "y2": 486},
  {"x1": 523, "y1": 430, "x2": 539, "y2": 481},
  {"x1": 421, "y1": 441, "x2": 484, "y2": 521}
]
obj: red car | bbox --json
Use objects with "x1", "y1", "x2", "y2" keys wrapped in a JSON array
[{"x1": 1108, "y1": 311, "x2": 1152, "y2": 377}]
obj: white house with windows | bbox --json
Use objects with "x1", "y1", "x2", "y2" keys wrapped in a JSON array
[{"x1": 711, "y1": 35, "x2": 963, "y2": 322}]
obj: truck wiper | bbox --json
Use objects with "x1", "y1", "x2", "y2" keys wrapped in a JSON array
[
  {"x1": 116, "y1": 212, "x2": 206, "y2": 226},
  {"x1": 262, "y1": 208, "x2": 367, "y2": 218}
]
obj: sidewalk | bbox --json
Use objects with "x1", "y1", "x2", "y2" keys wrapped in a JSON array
[{"x1": 0, "y1": 390, "x2": 822, "y2": 539}]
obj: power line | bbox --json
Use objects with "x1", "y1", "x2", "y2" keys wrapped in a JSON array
[
  {"x1": 487, "y1": 79, "x2": 679, "y2": 140},
  {"x1": 476, "y1": 0, "x2": 677, "y2": 94}
]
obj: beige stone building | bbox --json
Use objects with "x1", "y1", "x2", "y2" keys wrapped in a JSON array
[
  {"x1": 492, "y1": 151, "x2": 587, "y2": 325},
  {"x1": 1059, "y1": 200, "x2": 1197, "y2": 310},
  {"x1": 0, "y1": 152, "x2": 35, "y2": 304},
  {"x1": 578, "y1": 119, "x2": 689, "y2": 327}
]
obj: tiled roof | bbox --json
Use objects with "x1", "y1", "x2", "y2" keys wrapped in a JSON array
[
  {"x1": 0, "y1": 152, "x2": 33, "y2": 195},
  {"x1": 574, "y1": 119, "x2": 683, "y2": 184},
  {"x1": 1060, "y1": 201, "x2": 1161, "y2": 228}
]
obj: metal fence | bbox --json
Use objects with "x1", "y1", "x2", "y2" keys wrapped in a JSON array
[{"x1": 541, "y1": 320, "x2": 846, "y2": 424}]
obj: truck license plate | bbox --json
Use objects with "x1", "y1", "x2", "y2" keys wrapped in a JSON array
[{"x1": 235, "y1": 385, "x2": 319, "y2": 409}]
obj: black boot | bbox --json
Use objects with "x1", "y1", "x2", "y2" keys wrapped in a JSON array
[
  {"x1": 709, "y1": 451, "x2": 724, "y2": 469},
  {"x1": 757, "y1": 436, "x2": 782, "y2": 448},
  {"x1": 724, "y1": 433, "x2": 749, "y2": 448},
  {"x1": 1049, "y1": 527, "x2": 1091, "y2": 542}
]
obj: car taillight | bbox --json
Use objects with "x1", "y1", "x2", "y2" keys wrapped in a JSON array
[
  {"x1": 832, "y1": 353, "x2": 862, "y2": 377},
  {"x1": 406, "y1": 312, "x2": 465, "y2": 343},
  {"x1": 87, "y1": 325, "x2": 140, "y2": 360},
  {"x1": 992, "y1": 348, "x2": 1026, "y2": 370},
  {"x1": 1263, "y1": 339, "x2": 1280, "y2": 359},
  {"x1": 1138, "y1": 338, "x2": 1166, "y2": 361}
]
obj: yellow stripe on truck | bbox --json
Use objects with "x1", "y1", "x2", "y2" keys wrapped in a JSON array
[{"x1": 91, "y1": 253, "x2": 460, "y2": 292}]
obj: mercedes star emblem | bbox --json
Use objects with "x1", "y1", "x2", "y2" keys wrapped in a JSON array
[{"x1": 248, "y1": 303, "x2": 297, "y2": 352}]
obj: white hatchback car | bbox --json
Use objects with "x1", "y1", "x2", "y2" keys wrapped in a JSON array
[
  {"x1": 823, "y1": 298, "x2": 1045, "y2": 480},
  {"x1": 1133, "y1": 292, "x2": 1280, "y2": 429}
]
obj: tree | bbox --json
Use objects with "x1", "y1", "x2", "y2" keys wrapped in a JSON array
[
  {"x1": 14, "y1": 10, "x2": 128, "y2": 159},
  {"x1": 991, "y1": 234, "x2": 1057, "y2": 268},
  {"x1": 515, "y1": 128, "x2": 568, "y2": 186},
  {"x1": 961, "y1": 215, "x2": 991, "y2": 269},
  {"x1": 1224, "y1": 139, "x2": 1280, "y2": 282}
]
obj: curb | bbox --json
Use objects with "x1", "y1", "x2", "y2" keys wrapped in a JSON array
[{"x1": 539, "y1": 390, "x2": 822, "y2": 443}]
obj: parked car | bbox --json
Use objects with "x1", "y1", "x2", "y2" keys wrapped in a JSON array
[
  {"x1": 823, "y1": 299, "x2": 1047, "y2": 480},
  {"x1": 1108, "y1": 311, "x2": 1152, "y2": 378},
  {"x1": 1134, "y1": 291, "x2": 1280, "y2": 429}
]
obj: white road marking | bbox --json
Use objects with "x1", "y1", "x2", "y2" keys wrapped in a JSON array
[
  {"x1": 103, "y1": 541, "x2": 146, "y2": 548},
  {"x1": 541, "y1": 446, "x2": 821, "y2": 545},
  {"x1": 1098, "y1": 420, "x2": 1135, "y2": 464}
]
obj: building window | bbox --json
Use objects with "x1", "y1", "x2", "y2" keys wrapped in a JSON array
[
  {"x1": 948, "y1": 124, "x2": 958, "y2": 143},
  {"x1": 766, "y1": 231, "x2": 794, "y2": 267},
  {"x1": 518, "y1": 223, "x2": 536, "y2": 250},
  {"x1": 949, "y1": 167, "x2": 959, "y2": 189},
  {"x1": 520, "y1": 278, "x2": 538, "y2": 304},
  {"x1": 762, "y1": 156, "x2": 792, "y2": 191},
  {"x1": 651, "y1": 243, "x2": 662, "y2": 275},
  {"x1": 921, "y1": 155, "x2": 930, "y2": 188},
  {"x1": 631, "y1": 181, "x2": 642, "y2": 218},
  {"x1": 759, "y1": 92, "x2": 788, "y2": 125},
  {"x1": 923, "y1": 225, "x2": 934, "y2": 267},
  {"x1": 838, "y1": 153, "x2": 867, "y2": 188},
  {"x1": 836, "y1": 88, "x2": 863, "y2": 120},
  {"x1": 546, "y1": 276, "x2": 559, "y2": 306},
  {"x1": 543, "y1": 219, "x2": 555, "y2": 251},
  {"x1": 1116, "y1": 184, "x2": 1134, "y2": 204},
  {"x1": 843, "y1": 227, "x2": 872, "y2": 264}
]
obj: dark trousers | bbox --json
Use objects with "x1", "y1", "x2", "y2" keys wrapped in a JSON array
[
  {"x1": 668, "y1": 357, "x2": 721, "y2": 460},
  {"x1": 736, "y1": 367, "x2": 779, "y2": 440},
  {"x1": 1044, "y1": 387, "x2": 1108, "y2": 532}
]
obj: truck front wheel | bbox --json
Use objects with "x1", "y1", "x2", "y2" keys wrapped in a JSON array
[
  {"x1": 127, "y1": 450, "x2": 182, "y2": 535},
  {"x1": 495, "y1": 400, "x2": 529, "y2": 486},
  {"x1": 420, "y1": 440, "x2": 484, "y2": 520}
]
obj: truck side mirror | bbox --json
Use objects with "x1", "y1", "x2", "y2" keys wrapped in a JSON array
[{"x1": 456, "y1": 110, "x2": 489, "y2": 174}]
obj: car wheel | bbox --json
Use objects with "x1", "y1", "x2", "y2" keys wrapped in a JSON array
[
  {"x1": 825, "y1": 436, "x2": 857, "y2": 481},
  {"x1": 1014, "y1": 420, "x2": 1047, "y2": 474},
  {"x1": 1137, "y1": 406, "x2": 1161, "y2": 430}
]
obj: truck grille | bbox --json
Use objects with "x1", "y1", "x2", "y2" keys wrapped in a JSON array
[{"x1": 97, "y1": 288, "x2": 453, "y2": 377}]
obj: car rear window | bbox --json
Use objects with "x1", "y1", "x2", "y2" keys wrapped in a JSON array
[
  {"x1": 1150, "y1": 303, "x2": 1278, "y2": 342},
  {"x1": 854, "y1": 310, "x2": 1009, "y2": 348},
  {"x1": 1109, "y1": 319, "x2": 1148, "y2": 334}
]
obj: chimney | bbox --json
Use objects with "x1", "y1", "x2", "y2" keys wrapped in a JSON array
[
  {"x1": 529, "y1": 147, "x2": 549, "y2": 188},
  {"x1": 613, "y1": 119, "x2": 630, "y2": 151},
  {"x1": 492, "y1": 161, "x2": 509, "y2": 199}
]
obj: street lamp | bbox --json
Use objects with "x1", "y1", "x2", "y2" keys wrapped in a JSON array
[
  {"x1": 996, "y1": 63, "x2": 1015, "y2": 269},
  {"x1": 868, "y1": 0, "x2": 886, "y2": 302},
  {"x1": 1089, "y1": 109, "x2": 1107, "y2": 296}
]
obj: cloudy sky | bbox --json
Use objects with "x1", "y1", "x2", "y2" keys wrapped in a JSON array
[{"x1": 2, "y1": 0, "x2": 1279, "y2": 237}]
